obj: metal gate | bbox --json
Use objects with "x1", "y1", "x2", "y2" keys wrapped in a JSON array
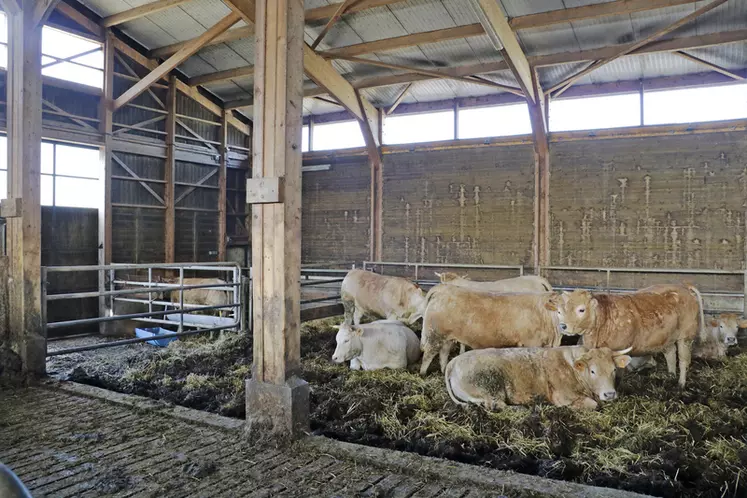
[{"x1": 44, "y1": 262, "x2": 247, "y2": 356}]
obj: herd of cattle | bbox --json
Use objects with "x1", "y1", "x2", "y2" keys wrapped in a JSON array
[{"x1": 334, "y1": 269, "x2": 746, "y2": 411}]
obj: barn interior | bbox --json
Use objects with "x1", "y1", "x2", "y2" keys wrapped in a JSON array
[{"x1": 1, "y1": 0, "x2": 747, "y2": 496}]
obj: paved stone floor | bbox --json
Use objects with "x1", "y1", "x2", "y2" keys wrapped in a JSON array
[{"x1": 0, "y1": 387, "x2": 505, "y2": 497}]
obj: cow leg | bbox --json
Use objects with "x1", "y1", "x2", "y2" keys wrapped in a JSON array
[
  {"x1": 342, "y1": 299, "x2": 355, "y2": 325},
  {"x1": 663, "y1": 345, "x2": 677, "y2": 377},
  {"x1": 677, "y1": 339, "x2": 692, "y2": 388},
  {"x1": 571, "y1": 397, "x2": 598, "y2": 410},
  {"x1": 438, "y1": 340, "x2": 454, "y2": 373},
  {"x1": 459, "y1": 343, "x2": 466, "y2": 355},
  {"x1": 350, "y1": 358, "x2": 362, "y2": 371},
  {"x1": 353, "y1": 304, "x2": 364, "y2": 326},
  {"x1": 420, "y1": 347, "x2": 438, "y2": 376}
]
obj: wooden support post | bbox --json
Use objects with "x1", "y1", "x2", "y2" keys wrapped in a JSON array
[
  {"x1": 164, "y1": 76, "x2": 176, "y2": 263},
  {"x1": 246, "y1": 0, "x2": 308, "y2": 438},
  {"x1": 98, "y1": 30, "x2": 114, "y2": 332},
  {"x1": 529, "y1": 70, "x2": 550, "y2": 273},
  {"x1": 218, "y1": 110, "x2": 228, "y2": 261},
  {"x1": 5, "y1": 0, "x2": 45, "y2": 376}
]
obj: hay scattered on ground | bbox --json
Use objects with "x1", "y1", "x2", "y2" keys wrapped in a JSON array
[{"x1": 60, "y1": 320, "x2": 747, "y2": 498}]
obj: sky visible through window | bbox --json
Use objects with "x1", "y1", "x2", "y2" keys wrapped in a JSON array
[
  {"x1": 0, "y1": 136, "x2": 101, "y2": 209},
  {"x1": 0, "y1": 11, "x2": 103, "y2": 88},
  {"x1": 304, "y1": 82, "x2": 747, "y2": 151}
]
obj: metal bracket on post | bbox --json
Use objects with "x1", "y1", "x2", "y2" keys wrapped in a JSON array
[{"x1": 246, "y1": 177, "x2": 284, "y2": 204}]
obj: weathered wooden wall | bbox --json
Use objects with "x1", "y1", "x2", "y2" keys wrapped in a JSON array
[
  {"x1": 551, "y1": 132, "x2": 747, "y2": 270},
  {"x1": 383, "y1": 146, "x2": 536, "y2": 266},
  {"x1": 302, "y1": 158, "x2": 371, "y2": 263}
]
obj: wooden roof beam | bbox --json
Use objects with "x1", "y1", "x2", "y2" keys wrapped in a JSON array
[
  {"x1": 326, "y1": 54, "x2": 523, "y2": 95},
  {"x1": 303, "y1": 28, "x2": 747, "y2": 97},
  {"x1": 548, "y1": 0, "x2": 729, "y2": 97},
  {"x1": 472, "y1": 0, "x2": 534, "y2": 101},
  {"x1": 675, "y1": 51, "x2": 744, "y2": 80},
  {"x1": 189, "y1": 65, "x2": 254, "y2": 86},
  {"x1": 147, "y1": 0, "x2": 699, "y2": 62},
  {"x1": 101, "y1": 0, "x2": 192, "y2": 28},
  {"x1": 113, "y1": 12, "x2": 241, "y2": 111},
  {"x1": 310, "y1": 0, "x2": 356, "y2": 49}
]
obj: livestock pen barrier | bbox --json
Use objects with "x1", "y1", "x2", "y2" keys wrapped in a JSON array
[
  {"x1": 44, "y1": 262, "x2": 245, "y2": 356},
  {"x1": 362, "y1": 261, "x2": 747, "y2": 315}
]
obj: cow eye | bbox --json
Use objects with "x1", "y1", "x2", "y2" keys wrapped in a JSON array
[
  {"x1": 578, "y1": 307, "x2": 586, "y2": 314},
  {"x1": 590, "y1": 368, "x2": 596, "y2": 375}
]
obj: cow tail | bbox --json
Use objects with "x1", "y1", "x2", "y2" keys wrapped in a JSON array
[
  {"x1": 444, "y1": 358, "x2": 466, "y2": 406},
  {"x1": 687, "y1": 284, "x2": 706, "y2": 341}
]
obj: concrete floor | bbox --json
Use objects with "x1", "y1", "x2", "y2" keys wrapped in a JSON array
[{"x1": 0, "y1": 386, "x2": 506, "y2": 497}]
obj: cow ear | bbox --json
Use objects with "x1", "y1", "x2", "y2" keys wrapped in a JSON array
[
  {"x1": 738, "y1": 319, "x2": 747, "y2": 329},
  {"x1": 710, "y1": 319, "x2": 719, "y2": 327},
  {"x1": 544, "y1": 296, "x2": 558, "y2": 312},
  {"x1": 591, "y1": 297, "x2": 598, "y2": 309},
  {"x1": 352, "y1": 326, "x2": 363, "y2": 336},
  {"x1": 614, "y1": 355, "x2": 631, "y2": 369},
  {"x1": 574, "y1": 360, "x2": 587, "y2": 373}
]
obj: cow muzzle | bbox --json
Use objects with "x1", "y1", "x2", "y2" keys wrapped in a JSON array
[
  {"x1": 601, "y1": 391, "x2": 617, "y2": 401},
  {"x1": 559, "y1": 323, "x2": 573, "y2": 336},
  {"x1": 331, "y1": 355, "x2": 343, "y2": 364},
  {"x1": 725, "y1": 336, "x2": 738, "y2": 346}
]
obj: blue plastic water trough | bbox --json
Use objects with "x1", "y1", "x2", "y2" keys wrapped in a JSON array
[{"x1": 134, "y1": 327, "x2": 178, "y2": 347}]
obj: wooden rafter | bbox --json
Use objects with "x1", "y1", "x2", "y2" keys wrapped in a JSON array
[
  {"x1": 675, "y1": 51, "x2": 744, "y2": 80},
  {"x1": 547, "y1": 0, "x2": 729, "y2": 97},
  {"x1": 387, "y1": 83, "x2": 411, "y2": 115},
  {"x1": 305, "y1": 28, "x2": 747, "y2": 97},
  {"x1": 147, "y1": 0, "x2": 700, "y2": 65},
  {"x1": 112, "y1": 12, "x2": 241, "y2": 111},
  {"x1": 55, "y1": 1, "x2": 103, "y2": 37},
  {"x1": 472, "y1": 0, "x2": 534, "y2": 101},
  {"x1": 325, "y1": 54, "x2": 524, "y2": 95},
  {"x1": 101, "y1": 0, "x2": 192, "y2": 28},
  {"x1": 310, "y1": 0, "x2": 357, "y2": 49},
  {"x1": 32, "y1": 0, "x2": 60, "y2": 27},
  {"x1": 189, "y1": 66, "x2": 254, "y2": 87},
  {"x1": 326, "y1": 24, "x2": 485, "y2": 58},
  {"x1": 151, "y1": 26, "x2": 253, "y2": 59},
  {"x1": 303, "y1": 46, "x2": 379, "y2": 138}
]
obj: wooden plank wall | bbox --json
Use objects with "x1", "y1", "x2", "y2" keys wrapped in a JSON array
[
  {"x1": 301, "y1": 158, "x2": 371, "y2": 264},
  {"x1": 383, "y1": 146, "x2": 536, "y2": 267},
  {"x1": 550, "y1": 131, "x2": 747, "y2": 291}
]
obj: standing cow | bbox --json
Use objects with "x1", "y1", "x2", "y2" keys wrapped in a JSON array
[
  {"x1": 435, "y1": 272, "x2": 552, "y2": 293},
  {"x1": 445, "y1": 346, "x2": 631, "y2": 410},
  {"x1": 331, "y1": 320, "x2": 420, "y2": 370},
  {"x1": 552, "y1": 284, "x2": 704, "y2": 387},
  {"x1": 420, "y1": 284, "x2": 565, "y2": 375},
  {"x1": 340, "y1": 269, "x2": 426, "y2": 325}
]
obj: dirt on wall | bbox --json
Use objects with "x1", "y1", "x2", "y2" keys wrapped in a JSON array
[{"x1": 551, "y1": 132, "x2": 747, "y2": 271}]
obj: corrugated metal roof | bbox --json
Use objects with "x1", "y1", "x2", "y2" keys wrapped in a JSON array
[{"x1": 76, "y1": 0, "x2": 747, "y2": 116}]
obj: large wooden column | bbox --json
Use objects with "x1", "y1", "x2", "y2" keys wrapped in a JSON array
[
  {"x1": 218, "y1": 110, "x2": 228, "y2": 261},
  {"x1": 164, "y1": 76, "x2": 177, "y2": 263},
  {"x1": 245, "y1": 0, "x2": 308, "y2": 437},
  {"x1": 4, "y1": 0, "x2": 50, "y2": 376}
]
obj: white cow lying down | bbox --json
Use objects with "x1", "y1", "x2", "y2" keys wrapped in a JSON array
[{"x1": 331, "y1": 320, "x2": 420, "y2": 371}]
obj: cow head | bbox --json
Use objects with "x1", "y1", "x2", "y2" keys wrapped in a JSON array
[
  {"x1": 574, "y1": 347, "x2": 631, "y2": 402},
  {"x1": 331, "y1": 323, "x2": 364, "y2": 363},
  {"x1": 434, "y1": 271, "x2": 464, "y2": 283},
  {"x1": 708, "y1": 313, "x2": 742, "y2": 347},
  {"x1": 404, "y1": 284, "x2": 427, "y2": 324},
  {"x1": 552, "y1": 290, "x2": 597, "y2": 336}
]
